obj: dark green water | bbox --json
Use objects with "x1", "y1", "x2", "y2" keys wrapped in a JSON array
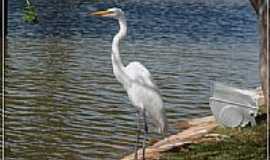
[{"x1": 6, "y1": 0, "x2": 259, "y2": 159}]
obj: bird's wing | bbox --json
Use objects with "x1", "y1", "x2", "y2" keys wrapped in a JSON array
[
  {"x1": 125, "y1": 62, "x2": 167, "y2": 133},
  {"x1": 125, "y1": 61, "x2": 158, "y2": 89}
]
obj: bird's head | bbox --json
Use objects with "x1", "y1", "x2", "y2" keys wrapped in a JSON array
[{"x1": 90, "y1": 8, "x2": 124, "y2": 19}]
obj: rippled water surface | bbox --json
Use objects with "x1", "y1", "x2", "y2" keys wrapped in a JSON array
[{"x1": 6, "y1": 0, "x2": 259, "y2": 159}]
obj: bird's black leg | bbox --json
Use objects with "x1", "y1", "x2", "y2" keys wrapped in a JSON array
[
  {"x1": 142, "y1": 109, "x2": 148, "y2": 160},
  {"x1": 134, "y1": 111, "x2": 140, "y2": 160}
]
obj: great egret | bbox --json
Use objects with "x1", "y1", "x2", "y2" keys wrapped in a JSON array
[{"x1": 91, "y1": 8, "x2": 168, "y2": 160}]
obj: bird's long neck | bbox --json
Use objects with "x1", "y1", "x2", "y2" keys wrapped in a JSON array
[{"x1": 111, "y1": 16, "x2": 130, "y2": 88}]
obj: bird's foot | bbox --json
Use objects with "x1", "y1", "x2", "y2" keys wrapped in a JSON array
[{"x1": 134, "y1": 147, "x2": 138, "y2": 160}]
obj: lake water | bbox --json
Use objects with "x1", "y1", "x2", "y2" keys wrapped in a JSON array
[{"x1": 6, "y1": 0, "x2": 260, "y2": 159}]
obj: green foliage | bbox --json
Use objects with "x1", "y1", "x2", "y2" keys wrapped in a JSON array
[{"x1": 23, "y1": 4, "x2": 38, "y2": 24}]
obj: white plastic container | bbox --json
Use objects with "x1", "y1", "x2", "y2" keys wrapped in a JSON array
[{"x1": 209, "y1": 82, "x2": 258, "y2": 127}]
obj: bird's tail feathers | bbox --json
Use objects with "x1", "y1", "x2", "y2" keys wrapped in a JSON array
[{"x1": 158, "y1": 115, "x2": 168, "y2": 135}]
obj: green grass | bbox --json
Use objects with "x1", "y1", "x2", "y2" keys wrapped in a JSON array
[{"x1": 161, "y1": 116, "x2": 267, "y2": 160}]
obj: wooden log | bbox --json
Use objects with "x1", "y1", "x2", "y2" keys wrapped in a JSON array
[{"x1": 121, "y1": 116, "x2": 217, "y2": 160}]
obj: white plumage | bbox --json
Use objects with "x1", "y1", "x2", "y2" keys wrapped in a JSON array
[
  {"x1": 91, "y1": 7, "x2": 168, "y2": 159},
  {"x1": 125, "y1": 61, "x2": 167, "y2": 133}
]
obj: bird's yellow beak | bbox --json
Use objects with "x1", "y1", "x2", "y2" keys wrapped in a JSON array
[{"x1": 90, "y1": 10, "x2": 112, "y2": 16}]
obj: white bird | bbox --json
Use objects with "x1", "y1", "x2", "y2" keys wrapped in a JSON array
[{"x1": 91, "y1": 8, "x2": 168, "y2": 160}]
